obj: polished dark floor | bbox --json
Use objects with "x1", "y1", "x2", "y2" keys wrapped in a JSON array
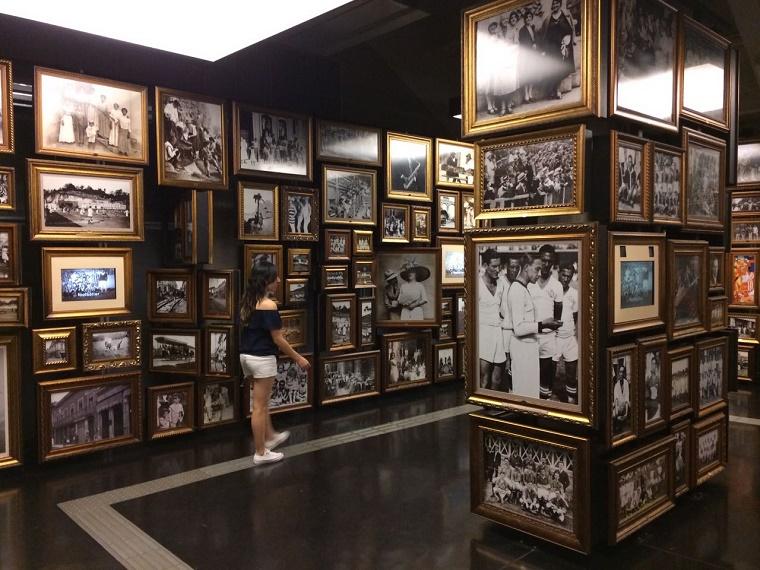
[{"x1": 2, "y1": 384, "x2": 760, "y2": 569}]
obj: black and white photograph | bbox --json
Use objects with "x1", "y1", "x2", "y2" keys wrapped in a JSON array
[
  {"x1": 288, "y1": 249, "x2": 311, "y2": 276},
  {"x1": 382, "y1": 204, "x2": 410, "y2": 243},
  {"x1": 282, "y1": 187, "x2": 318, "y2": 241},
  {"x1": 327, "y1": 295, "x2": 356, "y2": 351},
  {"x1": 731, "y1": 192, "x2": 760, "y2": 215},
  {"x1": 81, "y1": 320, "x2": 140, "y2": 371},
  {"x1": 0, "y1": 293, "x2": 22, "y2": 326},
  {"x1": 681, "y1": 18, "x2": 729, "y2": 128},
  {"x1": 696, "y1": 428, "x2": 719, "y2": 470},
  {"x1": 483, "y1": 431, "x2": 575, "y2": 531},
  {"x1": 35, "y1": 67, "x2": 148, "y2": 164},
  {"x1": 671, "y1": 355, "x2": 691, "y2": 411},
  {"x1": 90, "y1": 329, "x2": 131, "y2": 362},
  {"x1": 155, "y1": 279, "x2": 188, "y2": 316},
  {"x1": 652, "y1": 147, "x2": 682, "y2": 223},
  {"x1": 323, "y1": 266, "x2": 349, "y2": 290},
  {"x1": 685, "y1": 130, "x2": 724, "y2": 228},
  {"x1": 43, "y1": 338, "x2": 68, "y2": 366},
  {"x1": 360, "y1": 300, "x2": 374, "y2": 347},
  {"x1": 206, "y1": 327, "x2": 232, "y2": 377},
  {"x1": 442, "y1": 242, "x2": 465, "y2": 288},
  {"x1": 203, "y1": 273, "x2": 231, "y2": 319},
  {"x1": 0, "y1": 229, "x2": 15, "y2": 282},
  {"x1": 387, "y1": 132, "x2": 432, "y2": 201},
  {"x1": 436, "y1": 139, "x2": 475, "y2": 188},
  {"x1": 323, "y1": 166, "x2": 376, "y2": 226},
  {"x1": 375, "y1": 250, "x2": 440, "y2": 326},
  {"x1": 0, "y1": 168, "x2": 13, "y2": 211},
  {"x1": 435, "y1": 344, "x2": 457, "y2": 381},
  {"x1": 200, "y1": 380, "x2": 236, "y2": 427},
  {"x1": 439, "y1": 319, "x2": 454, "y2": 340},
  {"x1": 32, "y1": 327, "x2": 77, "y2": 375},
  {"x1": 353, "y1": 230, "x2": 374, "y2": 255},
  {"x1": 673, "y1": 425, "x2": 689, "y2": 493},
  {"x1": 729, "y1": 314, "x2": 758, "y2": 342},
  {"x1": 280, "y1": 310, "x2": 306, "y2": 349},
  {"x1": 456, "y1": 293, "x2": 466, "y2": 338},
  {"x1": 148, "y1": 270, "x2": 195, "y2": 324},
  {"x1": 384, "y1": 331, "x2": 432, "y2": 390},
  {"x1": 617, "y1": 453, "x2": 668, "y2": 523},
  {"x1": 438, "y1": 190, "x2": 460, "y2": 233},
  {"x1": 737, "y1": 142, "x2": 760, "y2": 186},
  {"x1": 317, "y1": 120, "x2": 381, "y2": 166},
  {"x1": 155, "y1": 390, "x2": 189, "y2": 431},
  {"x1": 611, "y1": 352, "x2": 633, "y2": 440},
  {"x1": 238, "y1": 183, "x2": 278, "y2": 241},
  {"x1": 612, "y1": 0, "x2": 677, "y2": 127},
  {"x1": 616, "y1": 140, "x2": 645, "y2": 218},
  {"x1": 321, "y1": 351, "x2": 379, "y2": 404},
  {"x1": 325, "y1": 229, "x2": 351, "y2": 261},
  {"x1": 158, "y1": 87, "x2": 227, "y2": 189},
  {"x1": 463, "y1": 193, "x2": 476, "y2": 230},
  {"x1": 642, "y1": 347, "x2": 663, "y2": 425},
  {"x1": 354, "y1": 261, "x2": 375, "y2": 288},
  {"x1": 620, "y1": 261, "x2": 653, "y2": 309},
  {"x1": 236, "y1": 105, "x2": 311, "y2": 180},
  {"x1": 150, "y1": 331, "x2": 198, "y2": 374},
  {"x1": 699, "y1": 344, "x2": 724, "y2": 409},
  {"x1": 673, "y1": 253, "x2": 702, "y2": 327},
  {"x1": 732, "y1": 222, "x2": 760, "y2": 244},
  {"x1": 269, "y1": 356, "x2": 312, "y2": 413},
  {"x1": 286, "y1": 279, "x2": 307, "y2": 306},
  {"x1": 412, "y1": 207, "x2": 431, "y2": 243},
  {"x1": 61, "y1": 268, "x2": 116, "y2": 302},
  {"x1": 737, "y1": 348, "x2": 751, "y2": 379},
  {"x1": 243, "y1": 245, "x2": 283, "y2": 302}
]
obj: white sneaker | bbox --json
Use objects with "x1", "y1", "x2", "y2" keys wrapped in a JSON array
[
  {"x1": 266, "y1": 430, "x2": 290, "y2": 450},
  {"x1": 253, "y1": 449, "x2": 283, "y2": 465}
]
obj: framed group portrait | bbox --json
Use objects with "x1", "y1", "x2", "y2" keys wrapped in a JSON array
[
  {"x1": 728, "y1": 249, "x2": 759, "y2": 310},
  {"x1": 0, "y1": 60, "x2": 14, "y2": 154},
  {"x1": 316, "y1": 120, "x2": 381, "y2": 166},
  {"x1": 148, "y1": 382, "x2": 195, "y2": 440},
  {"x1": 325, "y1": 293, "x2": 357, "y2": 352},
  {"x1": 323, "y1": 265, "x2": 350, "y2": 291},
  {"x1": 243, "y1": 244, "x2": 284, "y2": 303},
  {"x1": 0, "y1": 166, "x2": 15, "y2": 212},
  {"x1": 201, "y1": 270, "x2": 236, "y2": 321},
  {"x1": 436, "y1": 139, "x2": 475, "y2": 189},
  {"x1": 353, "y1": 230, "x2": 374, "y2": 255},
  {"x1": 683, "y1": 128, "x2": 725, "y2": 231},
  {"x1": 149, "y1": 329, "x2": 200, "y2": 376},
  {"x1": 382, "y1": 330, "x2": 433, "y2": 392},
  {"x1": 607, "y1": 344, "x2": 638, "y2": 448},
  {"x1": 637, "y1": 334, "x2": 668, "y2": 436},
  {"x1": 237, "y1": 182, "x2": 279, "y2": 241},
  {"x1": 695, "y1": 336, "x2": 728, "y2": 417},
  {"x1": 324, "y1": 228, "x2": 351, "y2": 262},
  {"x1": 281, "y1": 186, "x2": 319, "y2": 241},
  {"x1": 0, "y1": 335, "x2": 20, "y2": 469},
  {"x1": 386, "y1": 132, "x2": 432, "y2": 202},
  {"x1": 320, "y1": 350, "x2": 381, "y2": 405},
  {"x1": 667, "y1": 345, "x2": 694, "y2": 422},
  {"x1": 147, "y1": 269, "x2": 196, "y2": 325},
  {"x1": 156, "y1": 87, "x2": 228, "y2": 190},
  {"x1": 650, "y1": 143, "x2": 685, "y2": 226},
  {"x1": 322, "y1": 165, "x2": 377, "y2": 226},
  {"x1": 466, "y1": 223, "x2": 597, "y2": 426},
  {"x1": 611, "y1": 131, "x2": 649, "y2": 224},
  {"x1": 412, "y1": 206, "x2": 432, "y2": 244},
  {"x1": 32, "y1": 327, "x2": 77, "y2": 375},
  {"x1": 691, "y1": 412, "x2": 728, "y2": 487},
  {"x1": 81, "y1": 319, "x2": 141, "y2": 371},
  {"x1": 264, "y1": 355, "x2": 314, "y2": 415},
  {"x1": 732, "y1": 220, "x2": 760, "y2": 246},
  {"x1": 381, "y1": 203, "x2": 410, "y2": 244},
  {"x1": 667, "y1": 240, "x2": 708, "y2": 340},
  {"x1": 737, "y1": 141, "x2": 760, "y2": 188}
]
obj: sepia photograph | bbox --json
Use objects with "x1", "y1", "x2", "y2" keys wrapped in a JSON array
[
  {"x1": 323, "y1": 266, "x2": 349, "y2": 290},
  {"x1": 359, "y1": 299, "x2": 374, "y2": 347},
  {"x1": 412, "y1": 206, "x2": 431, "y2": 243},
  {"x1": 326, "y1": 294, "x2": 356, "y2": 352},
  {"x1": 612, "y1": 132, "x2": 648, "y2": 223},
  {"x1": 669, "y1": 346, "x2": 693, "y2": 418},
  {"x1": 616, "y1": 451, "x2": 668, "y2": 524},
  {"x1": 729, "y1": 313, "x2": 759, "y2": 343},
  {"x1": 382, "y1": 203, "x2": 410, "y2": 243},
  {"x1": 287, "y1": 248, "x2": 311, "y2": 276},
  {"x1": 375, "y1": 249, "x2": 440, "y2": 327},
  {"x1": 238, "y1": 182, "x2": 278, "y2": 241},
  {"x1": 148, "y1": 270, "x2": 195, "y2": 324},
  {"x1": 82, "y1": 320, "x2": 140, "y2": 371},
  {"x1": 321, "y1": 350, "x2": 380, "y2": 405},
  {"x1": 729, "y1": 250, "x2": 759, "y2": 309},
  {"x1": 463, "y1": 193, "x2": 476, "y2": 230},
  {"x1": 235, "y1": 104, "x2": 312, "y2": 181},
  {"x1": 157, "y1": 87, "x2": 227, "y2": 189},
  {"x1": 316, "y1": 120, "x2": 381, "y2": 166},
  {"x1": 149, "y1": 330, "x2": 199, "y2": 375},
  {"x1": 639, "y1": 337, "x2": 666, "y2": 433},
  {"x1": 35, "y1": 67, "x2": 148, "y2": 164},
  {"x1": 282, "y1": 187, "x2": 318, "y2": 241},
  {"x1": 435, "y1": 342, "x2": 457, "y2": 381},
  {"x1": 668, "y1": 241, "x2": 707, "y2": 339},
  {"x1": 609, "y1": 346, "x2": 636, "y2": 445},
  {"x1": 697, "y1": 338, "x2": 727, "y2": 414},
  {"x1": 353, "y1": 230, "x2": 374, "y2": 255},
  {"x1": 651, "y1": 144, "x2": 683, "y2": 225},
  {"x1": 285, "y1": 278, "x2": 308, "y2": 306},
  {"x1": 0, "y1": 60, "x2": 14, "y2": 153},
  {"x1": 354, "y1": 260, "x2": 375, "y2": 289},
  {"x1": 32, "y1": 327, "x2": 77, "y2": 375},
  {"x1": 438, "y1": 190, "x2": 460, "y2": 233},
  {"x1": 386, "y1": 132, "x2": 432, "y2": 201},
  {"x1": 201, "y1": 270, "x2": 235, "y2": 321},
  {"x1": 199, "y1": 379, "x2": 237, "y2": 428},
  {"x1": 323, "y1": 165, "x2": 377, "y2": 226},
  {"x1": 205, "y1": 326, "x2": 233, "y2": 378},
  {"x1": 436, "y1": 139, "x2": 475, "y2": 188},
  {"x1": 325, "y1": 228, "x2": 351, "y2": 262},
  {"x1": 0, "y1": 167, "x2": 14, "y2": 212},
  {"x1": 280, "y1": 310, "x2": 306, "y2": 349},
  {"x1": 383, "y1": 331, "x2": 432, "y2": 391},
  {"x1": 149, "y1": 383, "x2": 194, "y2": 439},
  {"x1": 683, "y1": 129, "x2": 725, "y2": 230},
  {"x1": 737, "y1": 142, "x2": 760, "y2": 187}
]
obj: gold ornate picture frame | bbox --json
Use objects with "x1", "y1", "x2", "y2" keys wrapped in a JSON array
[
  {"x1": 0, "y1": 60, "x2": 14, "y2": 154},
  {"x1": 32, "y1": 327, "x2": 78, "y2": 375},
  {"x1": 386, "y1": 132, "x2": 433, "y2": 202},
  {"x1": 81, "y1": 319, "x2": 141, "y2": 371}
]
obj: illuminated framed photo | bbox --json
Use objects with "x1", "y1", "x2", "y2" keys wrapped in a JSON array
[
  {"x1": 386, "y1": 132, "x2": 432, "y2": 202},
  {"x1": 436, "y1": 139, "x2": 474, "y2": 189}
]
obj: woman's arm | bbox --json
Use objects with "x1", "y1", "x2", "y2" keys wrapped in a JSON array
[{"x1": 271, "y1": 328, "x2": 309, "y2": 368}]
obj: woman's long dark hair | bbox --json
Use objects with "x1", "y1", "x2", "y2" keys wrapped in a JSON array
[{"x1": 240, "y1": 260, "x2": 278, "y2": 322}]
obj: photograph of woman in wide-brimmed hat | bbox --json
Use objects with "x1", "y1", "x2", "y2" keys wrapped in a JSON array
[
  {"x1": 375, "y1": 249, "x2": 441, "y2": 327},
  {"x1": 398, "y1": 260, "x2": 430, "y2": 320}
]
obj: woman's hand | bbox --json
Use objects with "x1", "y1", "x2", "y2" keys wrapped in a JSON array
[{"x1": 296, "y1": 355, "x2": 311, "y2": 371}]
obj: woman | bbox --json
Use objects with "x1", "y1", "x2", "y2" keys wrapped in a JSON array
[
  {"x1": 240, "y1": 260, "x2": 310, "y2": 465},
  {"x1": 397, "y1": 261, "x2": 429, "y2": 320}
]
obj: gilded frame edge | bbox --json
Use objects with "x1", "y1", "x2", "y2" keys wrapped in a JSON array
[
  {"x1": 435, "y1": 137, "x2": 475, "y2": 190},
  {"x1": 606, "y1": 343, "x2": 639, "y2": 449},
  {"x1": 81, "y1": 319, "x2": 142, "y2": 371},
  {"x1": 147, "y1": 268, "x2": 197, "y2": 325},
  {"x1": 385, "y1": 131, "x2": 433, "y2": 202},
  {"x1": 280, "y1": 186, "x2": 319, "y2": 242},
  {"x1": 32, "y1": 326, "x2": 78, "y2": 375},
  {"x1": 0, "y1": 59, "x2": 14, "y2": 154},
  {"x1": 0, "y1": 334, "x2": 21, "y2": 469},
  {"x1": 320, "y1": 163, "x2": 378, "y2": 227}
]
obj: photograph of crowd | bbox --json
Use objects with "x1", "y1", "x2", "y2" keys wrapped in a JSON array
[
  {"x1": 155, "y1": 391, "x2": 188, "y2": 431},
  {"x1": 733, "y1": 222, "x2": 760, "y2": 243},
  {"x1": 382, "y1": 205, "x2": 409, "y2": 242},
  {"x1": 682, "y1": 22, "x2": 727, "y2": 123},
  {"x1": 642, "y1": 348, "x2": 663, "y2": 424},
  {"x1": 483, "y1": 432, "x2": 575, "y2": 530},
  {"x1": 729, "y1": 314, "x2": 757, "y2": 341},
  {"x1": 699, "y1": 345, "x2": 723, "y2": 408},
  {"x1": 697, "y1": 428, "x2": 719, "y2": 469},
  {"x1": 207, "y1": 330, "x2": 230, "y2": 375},
  {"x1": 620, "y1": 261, "x2": 653, "y2": 309},
  {"x1": 731, "y1": 253, "x2": 756, "y2": 306},
  {"x1": 439, "y1": 192, "x2": 458, "y2": 231},
  {"x1": 324, "y1": 167, "x2": 375, "y2": 225},
  {"x1": 617, "y1": 144, "x2": 643, "y2": 215},
  {"x1": 151, "y1": 332, "x2": 197, "y2": 373},
  {"x1": 283, "y1": 189, "x2": 316, "y2": 238},
  {"x1": 611, "y1": 353, "x2": 632, "y2": 439},
  {"x1": 731, "y1": 193, "x2": 760, "y2": 215},
  {"x1": 385, "y1": 333, "x2": 431, "y2": 388},
  {"x1": 240, "y1": 185, "x2": 276, "y2": 240},
  {"x1": 437, "y1": 346, "x2": 456, "y2": 379},
  {"x1": 686, "y1": 145, "x2": 721, "y2": 222},
  {"x1": 671, "y1": 356, "x2": 691, "y2": 411},
  {"x1": 673, "y1": 254, "x2": 701, "y2": 326},
  {"x1": 201, "y1": 381, "x2": 235, "y2": 426},
  {"x1": 318, "y1": 121, "x2": 380, "y2": 165},
  {"x1": 327, "y1": 231, "x2": 349, "y2": 260},
  {"x1": 61, "y1": 268, "x2": 116, "y2": 302},
  {"x1": 324, "y1": 268, "x2": 348, "y2": 289},
  {"x1": 155, "y1": 279, "x2": 188, "y2": 316},
  {"x1": 653, "y1": 150, "x2": 681, "y2": 221},
  {"x1": 388, "y1": 135, "x2": 430, "y2": 198},
  {"x1": 474, "y1": 0, "x2": 583, "y2": 120},
  {"x1": 238, "y1": 109, "x2": 309, "y2": 178},
  {"x1": 377, "y1": 252, "x2": 438, "y2": 324},
  {"x1": 269, "y1": 357, "x2": 310, "y2": 411},
  {"x1": 481, "y1": 135, "x2": 576, "y2": 213},
  {"x1": 737, "y1": 142, "x2": 760, "y2": 185},
  {"x1": 438, "y1": 141, "x2": 475, "y2": 187},
  {"x1": 617, "y1": 453, "x2": 667, "y2": 523},
  {"x1": 321, "y1": 353, "x2": 377, "y2": 403}
]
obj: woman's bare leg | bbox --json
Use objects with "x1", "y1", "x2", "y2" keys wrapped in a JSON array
[{"x1": 252, "y1": 377, "x2": 275, "y2": 455}]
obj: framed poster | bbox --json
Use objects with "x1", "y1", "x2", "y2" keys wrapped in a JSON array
[
  {"x1": 149, "y1": 329, "x2": 200, "y2": 376},
  {"x1": 198, "y1": 378, "x2": 239, "y2": 429},
  {"x1": 411, "y1": 206, "x2": 432, "y2": 244},
  {"x1": 322, "y1": 165, "x2": 377, "y2": 226},
  {"x1": 381, "y1": 331, "x2": 433, "y2": 392},
  {"x1": 237, "y1": 182, "x2": 279, "y2": 241},
  {"x1": 0, "y1": 335, "x2": 20, "y2": 469},
  {"x1": 439, "y1": 237, "x2": 465, "y2": 289},
  {"x1": 737, "y1": 141, "x2": 760, "y2": 188},
  {"x1": 695, "y1": 336, "x2": 728, "y2": 418},
  {"x1": 243, "y1": 244, "x2": 284, "y2": 303},
  {"x1": 147, "y1": 382, "x2": 195, "y2": 440},
  {"x1": 437, "y1": 189, "x2": 461, "y2": 234},
  {"x1": 650, "y1": 143, "x2": 685, "y2": 225},
  {"x1": 668, "y1": 345, "x2": 694, "y2": 422},
  {"x1": 32, "y1": 327, "x2": 77, "y2": 375},
  {"x1": 607, "y1": 344, "x2": 638, "y2": 448},
  {"x1": 386, "y1": 132, "x2": 432, "y2": 202},
  {"x1": 683, "y1": 128, "x2": 725, "y2": 232},
  {"x1": 667, "y1": 240, "x2": 708, "y2": 339},
  {"x1": 0, "y1": 60, "x2": 14, "y2": 154},
  {"x1": 205, "y1": 325, "x2": 234, "y2": 378},
  {"x1": 316, "y1": 120, "x2": 381, "y2": 166},
  {"x1": 320, "y1": 350, "x2": 380, "y2": 405},
  {"x1": 728, "y1": 249, "x2": 759, "y2": 310},
  {"x1": 147, "y1": 269, "x2": 196, "y2": 325},
  {"x1": 0, "y1": 166, "x2": 15, "y2": 212},
  {"x1": 201, "y1": 270, "x2": 236, "y2": 321},
  {"x1": 611, "y1": 131, "x2": 650, "y2": 224},
  {"x1": 436, "y1": 138, "x2": 475, "y2": 188},
  {"x1": 81, "y1": 319, "x2": 141, "y2": 372},
  {"x1": 671, "y1": 419, "x2": 691, "y2": 497},
  {"x1": 281, "y1": 186, "x2": 318, "y2": 241},
  {"x1": 691, "y1": 412, "x2": 728, "y2": 487}
]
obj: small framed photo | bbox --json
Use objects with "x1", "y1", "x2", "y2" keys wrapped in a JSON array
[
  {"x1": 386, "y1": 132, "x2": 432, "y2": 202},
  {"x1": 156, "y1": 87, "x2": 227, "y2": 190},
  {"x1": 607, "y1": 344, "x2": 638, "y2": 449},
  {"x1": 437, "y1": 189, "x2": 460, "y2": 234},
  {"x1": 374, "y1": 249, "x2": 441, "y2": 328},
  {"x1": 667, "y1": 240, "x2": 708, "y2": 340},
  {"x1": 38, "y1": 372, "x2": 141, "y2": 462},
  {"x1": 737, "y1": 142, "x2": 760, "y2": 189},
  {"x1": 691, "y1": 412, "x2": 728, "y2": 487},
  {"x1": 441, "y1": 297, "x2": 453, "y2": 317},
  {"x1": 411, "y1": 206, "x2": 432, "y2": 244},
  {"x1": 0, "y1": 60, "x2": 14, "y2": 154},
  {"x1": 149, "y1": 329, "x2": 200, "y2": 375},
  {"x1": 0, "y1": 223, "x2": 20, "y2": 285},
  {"x1": 325, "y1": 293, "x2": 357, "y2": 352},
  {"x1": 729, "y1": 313, "x2": 759, "y2": 344},
  {"x1": 281, "y1": 186, "x2": 319, "y2": 241},
  {"x1": 708, "y1": 247, "x2": 725, "y2": 292},
  {"x1": 285, "y1": 278, "x2": 308, "y2": 307},
  {"x1": 728, "y1": 249, "x2": 759, "y2": 310},
  {"x1": 323, "y1": 265, "x2": 349, "y2": 290},
  {"x1": 737, "y1": 343, "x2": 756, "y2": 382},
  {"x1": 353, "y1": 230, "x2": 374, "y2": 256},
  {"x1": 198, "y1": 379, "x2": 239, "y2": 429},
  {"x1": 280, "y1": 309, "x2": 307, "y2": 350},
  {"x1": 205, "y1": 325, "x2": 233, "y2": 378},
  {"x1": 0, "y1": 288, "x2": 29, "y2": 328},
  {"x1": 671, "y1": 420, "x2": 692, "y2": 498},
  {"x1": 439, "y1": 237, "x2": 465, "y2": 289},
  {"x1": 147, "y1": 269, "x2": 196, "y2": 324},
  {"x1": 0, "y1": 335, "x2": 20, "y2": 469},
  {"x1": 238, "y1": 182, "x2": 279, "y2": 241},
  {"x1": 434, "y1": 342, "x2": 457, "y2": 382},
  {"x1": 32, "y1": 327, "x2": 77, "y2": 375},
  {"x1": 608, "y1": 437, "x2": 674, "y2": 545},
  {"x1": 695, "y1": 336, "x2": 728, "y2": 417},
  {"x1": 382, "y1": 203, "x2": 410, "y2": 243},
  {"x1": 0, "y1": 166, "x2": 16, "y2": 212},
  {"x1": 287, "y1": 248, "x2": 311, "y2": 276},
  {"x1": 609, "y1": 232, "x2": 665, "y2": 335},
  {"x1": 148, "y1": 383, "x2": 194, "y2": 440},
  {"x1": 382, "y1": 331, "x2": 432, "y2": 392},
  {"x1": 436, "y1": 138, "x2": 474, "y2": 189},
  {"x1": 439, "y1": 318, "x2": 454, "y2": 341},
  {"x1": 637, "y1": 334, "x2": 668, "y2": 437},
  {"x1": 462, "y1": 193, "x2": 476, "y2": 231},
  {"x1": 611, "y1": 131, "x2": 650, "y2": 224},
  {"x1": 42, "y1": 247, "x2": 132, "y2": 320},
  {"x1": 81, "y1": 319, "x2": 141, "y2": 371},
  {"x1": 201, "y1": 270, "x2": 236, "y2": 321},
  {"x1": 233, "y1": 103, "x2": 312, "y2": 181},
  {"x1": 732, "y1": 220, "x2": 760, "y2": 246},
  {"x1": 359, "y1": 298, "x2": 374, "y2": 348},
  {"x1": 650, "y1": 143, "x2": 685, "y2": 226},
  {"x1": 353, "y1": 260, "x2": 375, "y2": 289},
  {"x1": 708, "y1": 296, "x2": 727, "y2": 332},
  {"x1": 324, "y1": 228, "x2": 351, "y2": 262},
  {"x1": 316, "y1": 120, "x2": 381, "y2": 166},
  {"x1": 243, "y1": 244, "x2": 284, "y2": 302},
  {"x1": 320, "y1": 350, "x2": 380, "y2": 405},
  {"x1": 668, "y1": 345, "x2": 694, "y2": 422},
  {"x1": 322, "y1": 165, "x2": 377, "y2": 226},
  {"x1": 456, "y1": 292, "x2": 465, "y2": 339},
  {"x1": 683, "y1": 128, "x2": 726, "y2": 232}
]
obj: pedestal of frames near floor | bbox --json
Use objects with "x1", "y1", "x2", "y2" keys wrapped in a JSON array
[{"x1": 461, "y1": 0, "x2": 746, "y2": 554}]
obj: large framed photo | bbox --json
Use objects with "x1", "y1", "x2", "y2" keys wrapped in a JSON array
[
  {"x1": 436, "y1": 139, "x2": 475, "y2": 189},
  {"x1": 27, "y1": 159, "x2": 144, "y2": 242},
  {"x1": 737, "y1": 142, "x2": 760, "y2": 188},
  {"x1": 668, "y1": 345, "x2": 694, "y2": 421},
  {"x1": 0, "y1": 335, "x2": 20, "y2": 469},
  {"x1": 609, "y1": 232, "x2": 665, "y2": 335},
  {"x1": 234, "y1": 103, "x2": 312, "y2": 181},
  {"x1": 671, "y1": 419, "x2": 691, "y2": 497},
  {"x1": 280, "y1": 309, "x2": 307, "y2": 350},
  {"x1": 728, "y1": 249, "x2": 759, "y2": 310},
  {"x1": 156, "y1": 87, "x2": 227, "y2": 189},
  {"x1": 374, "y1": 249, "x2": 441, "y2": 328},
  {"x1": 729, "y1": 313, "x2": 759, "y2": 344},
  {"x1": 322, "y1": 165, "x2": 377, "y2": 226},
  {"x1": 386, "y1": 132, "x2": 432, "y2": 202},
  {"x1": 38, "y1": 372, "x2": 141, "y2": 462},
  {"x1": 381, "y1": 203, "x2": 410, "y2": 244},
  {"x1": 237, "y1": 182, "x2": 279, "y2": 241},
  {"x1": 382, "y1": 331, "x2": 432, "y2": 392},
  {"x1": 81, "y1": 319, "x2": 141, "y2": 371},
  {"x1": 695, "y1": 336, "x2": 728, "y2": 417},
  {"x1": 281, "y1": 186, "x2": 319, "y2": 241},
  {"x1": 205, "y1": 325, "x2": 233, "y2": 378},
  {"x1": 607, "y1": 344, "x2": 638, "y2": 448},
  {"x1": 325, "y1": 294, "x2": 357, "y2": 352},
  {"x1": 0, "y1": 288, "x2": 29, "y2": 328},
  {"x1": 0, "y1": 166, "x2": 15, "y2": 212},
  {"x1": 32, "y1": 327, "x2": 77, "y2": 375},
  {"x1": 320, "y1": 350, "x2": 380, "y2": 405},
  {"x1": 316, "y1": 120, "x2": 381, "y2": 166},
  {"x1": 637, "y1": 334, "x2": 668, "y2": 436},
  {"x1": 467, "y1": 224, "x2": 597, "y2": 426},
  {"x1": 708, "y1": 247, "x2": 725, "y2": 292},
  {"x1": 148, "y1": 382, "x2": 194, "y2": 440},
  {"x1": 475, "y1": 125, "x2": 584, "y2": 220},
  {"x1": 610, "y1": 0, "x2": 678, "y2": 130},
  {"x1": 679, "y1": 17, "x2": 732, "y2": 131},
  {"x1": 471, "y1": 413, "x2": 591, "y2": 554},
  {"x1": 243, "y1": 245, "x2": 284, "y2": 303},
  {"x1": 462, "y1": 0, "x2": 600, "y2": 138},
  {"x1": 147, "y1": 269, "x2": 196, "y2": 325},
  {"x1": 651, "y1": 143, "x2": 685, "y2": 225},
  {"x1": 437, "y1": 189, "x2": 461, "y2": 234},
  {"x1": 691, "y1": 412, "x2": 728, "y2": 487},
  {"x1": 42, "y1": 247, "x2": 132, "y2": 320},
  {"x1": 439, "y1": 237, "x2": 465, "y2": 289},
  {"x1": 683, "y1": 128, "x2": 726, "y2": 231},
  {"x1": 611, "y1": 131, "x2": 649, "y2": 224},
  {"x1": 0, "y1": 223, "x2": 20, "y2": 286},
  {"x1": 0, "y1": 60, "x2": 14, "y2": 154},
  {"x1": 34, "y1": 66, "x2": 148, "y2": 164},
  {"x1": 667, "y1": 240, "x2": 708, "y2": 339},
  {"x1": 434, "y1": 342, "x2": 458, "y2": 382},
  {"x1": 198, "y1": 379, "x2": 239, "y2": 429},
  {"x1": 149, "y1": 329, "x2": 200, "y2": 375},
  {"x1": 608, "y1": 437, "x2": 674, "y2": 545},
  {"x1": 201, "y1": 270, "x2": 236, "y2": 321}
]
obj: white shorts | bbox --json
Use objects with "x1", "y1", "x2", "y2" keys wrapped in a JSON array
[
  {"x1": 240, "y1": 354, "x2": 277, "y2": 379},
  {"x1": 538, "y1": 333, "x2": 557, "y2": 359},
  {"x1": 554, "y1": 335, "x2": 578, "y2": 362}
]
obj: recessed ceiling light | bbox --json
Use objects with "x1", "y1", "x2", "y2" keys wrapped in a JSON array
[{"x1": 0, "y1": 1, "x2": 353, "y2": 62}]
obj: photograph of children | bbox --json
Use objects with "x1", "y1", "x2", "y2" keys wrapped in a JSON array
[
  {"x1": 686, "y1": 144, "x2": 721, "y2": 223},
  {"x1": 682, "y1": 22, "x2": 727, "y2": 124},
  {"x1": 36, "y1": 68, "x2": 147, "y2": 163},
  {"x1": 150, "y1": 332, "x2": 197, "y2": 373},
  {"x1": 317, "y1": 121, "x2": 380, "y2": 165},
  {"x1": 737, "y1": 142, "x2": 760, "y2": 186},
  {"x1": 733, "y1": 223, "x2": 760, "y2": 244},
  {"x1": 382, "y1": 204, "x2": 410, "y2": 243},
  {"x1": 359, "y1": 300, "x2": 374, "y2": 346},
  {"x1": 617, "y1": 453, "x2": 668, "y2": 523},
  {"x1": 673, "y1": 253, "x2": 702, "y2": 326},
  {"x1": 376, "y1": 251, "x2": 439, "y2": 326},
  {"x1": 325, "y1": 229, "x2": 350, "y2": 261},
  {"x1": 283, "y1": 187, "x2": 317, "y2": 240},
  {"x1": 60, "y1": 268, "x2": 116, "y2": 302},
  {"x1": 696, "y1": 428, "x2": 720, "y2": 471},
  {"x1": 322, "y1": 352, "x2": 379, "y2": 403},
  {"x1": 206, "y1": 328, "x2": 231, "y2": 376},
  {"x1": 435, "y1": 344, "x2": 457, "y2": 381},
  {"x1": 269, "y1": 356, "x2": 311, "y2": 412},
  {"x1": 620, "y1": 261, "x2": 653, "y2": 309},
  {"x1": 438, "y1": 191, "x2": 459, "y2": 232},
  {"x1": 324, "y1": 167, "x2": 376, "y2": 225},
  {"x1": 670, "y1": 355, "x2": 691, "y2": 411},
  {"x1": 483, "y1": 431, "x2": 574, "y2": 531},
  {"x1": 699, "y1": 345, "x2": 724, "y2": 409},
  {"x1": 156, "y1": 390, "x2": 189, "y2": 431},
  {"x1": 617, "y1": 144, "x2": 643, "y2": 215},
  {"x1": 463, "y1": 193, "x2": 476, "y2": 230},
  {"x1": 200, "y1": 381, "x2": 235, "y2": 427},
  {"x1": 730, "y1": 252, "x2": 757, "y2": 307},
  {"x1": 437, "y1": 140, "x2": 475, "y2": 187},
  {"x1": 384, "y1": 332, "x2": 432, "y2": 389},
  {"x1": 729, "y1": 314, "x2": 758, "y2": 342},
  {"x1": 238, "y1": 108, "x2": 309, "y2": 178},
  {"x1": 653, "y1": 149, "x2": 682, "y2": 222},
  {"x1": 388, "y1": 134, "x2": 431, "y2": 199},
  {"x1": 613, "y1": 0, "x2": 677, "y2": 124},
  {"x1": 642, "y1": 348, "x2": 663, "y2": 424},
  {"x1": 732, "y1": 193, "x2": 760, "y2": 215},
  {"x1": 327, "y1": 296, "x2": 355, "y2": 351},
  {"x1": 611, "y1": 353, "x2": 633, "y2": 439},
  {"x1": 239, "y1": 183, "x2": 277, "y2": 241}
]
